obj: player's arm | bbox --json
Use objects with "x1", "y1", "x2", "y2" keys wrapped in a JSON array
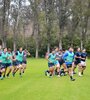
[
  {"x1": 47, "y1": 54, "x2": 52, "y2": 63},
  {"x1": 75, "y1": 53, "x2": 81, "y2": 59},
  {"x1": 12, "y1": 55, "x2": 16, "y2": 61},
  {"x1": 81, "y1": 57, "x2": 85, "y2": 60},
  {"x1": 63, "y1": 52, "x2": 68, "y2": 61},
  {"x1": 55, "y1": 55, "x2": 60, "y2": 60},
  {"x1": 45, "y1": 53, "x2": 48, "y2": 60},
  {"x1": 26, "y1": 50, "x2": 31, "y2": 56}
]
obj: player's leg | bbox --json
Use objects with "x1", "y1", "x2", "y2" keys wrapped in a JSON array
[
  {"x1": 81, "y1": 61, "x2": 86, "y2": 75},
  {"x1": 12, "y1": 61, "x2": 19, "y2": 77},
  {"x1": 18, "y1": 62, "x2": 23, "y2": 77},
  {"x1": 49, "y1": 67, "x2": 54, "y2": 77},
  {"x1": 0, "y1": 66, "x2": 5, "y2": 80},
  {"x1": 48, "y1": 63, "x2": 54, "y2": 77},
  {"x1": 55, "y1": 61, "x2": 60, "y2": 77},
  {"x1": 22, "y1": 61, "x2": 27, "y2": 73},
  {"x1": 6, "y1": 63, "x2": 13, "y2": 77},
  {"x1": 72, "y1": 61, "x2": 77, "y2": 74},
  {"x1": 67, "y1": 64, "x2": 75, "y2": 81},
  {"x1": 2, "y1": 63, "x2": 7, "y2": 78},
  {"x1": 78, "y1": 63, "x2": 83, "y2": 76}
]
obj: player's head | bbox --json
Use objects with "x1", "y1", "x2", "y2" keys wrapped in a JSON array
[
  {"x1": 72, "y1": 48, "x2": 74, "y2": 52},
  {"x1": 3, "y1": 48, "x2": 7, "y2": 52},
  {"x1": 8, "y1": 48, "x2": 11, "y2": 53},
  {"x1": 54, "y1": 46, "x2": 59, "y2": 52},
  {"x1": 51, "y1": 49, "x2": 55, "y2": 54},
  {"x1": 68, "y1": 47, "x2": 73, "y2": 52},
  {"x1": 62, "y1": 48, "x2": 66, "y2": 53},
  {"x1": 82, "y1": 49, "x2": 86, "y2": 53},
  {"x1": 59, "y1": 49, "x2": 62, "y2": 54},
  {"x1": 77, "y1": 47, "x2": 80, "y2": 52},
  {"x1": 19, "y1": 47, "x2": 23, "y2": 52}
]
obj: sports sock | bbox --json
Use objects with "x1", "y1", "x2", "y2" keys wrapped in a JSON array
[
  {"x1": 70, "y1": 76, "x2": 73, "y2": 80},
  {"x1": 0, "y1": 72, "x2": 2, "y2": 77},
  {"x1": 19, "y1": 73, "x2": 21, "y2": 75}
]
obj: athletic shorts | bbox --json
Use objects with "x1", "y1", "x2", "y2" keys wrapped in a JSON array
[
  {"x1": 74, "y1": 60, "x2": 81, "y2": 65},
  {"x1": 22, "y1": 61, "x2": 27, "y2": 64},
  {"x1": 16, "y1": 60, "x2": 23, "y2": 65},
  {"x1": 0, "y1": 62, "x2": 4, "y2": 70},
  {"x1": 81, "y1": 61, "x2": 86, "y2": 67},
  {"x1": 6, "y1": 63, "x2": 13, "y2": 67},
  {"x1": 66, "y1": 64, "x2": 72, "y2": 68},
  {"x1": 0, "y1": 62, "x2": 2, "y2": 68},
  {"x1": 13, "y1": 61, "x2": 19, "y2": 66},
  {"x1": 19, "y1": 61, "x2": 23, "y2": 65},
  {"x1": 2, "y1": 63, "x2": 8, "y2": 68},
  {"x1": 59, "y1": 59, "x2": 65, "y2": 65},
  {"x1": 48, "y1": 63, "x2": 54, "y2": 67}
]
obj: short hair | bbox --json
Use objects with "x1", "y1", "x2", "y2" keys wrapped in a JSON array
[
  {"x1": 68, "y1": 46, "x2": 73, "y2": 50},
  {"x1": 8, "y1": 48, "x2": 11, "y2": 51}
]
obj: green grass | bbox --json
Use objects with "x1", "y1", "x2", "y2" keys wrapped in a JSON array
[{"x1": 0, "y1": 58, "x2": 90, "y2": 100}]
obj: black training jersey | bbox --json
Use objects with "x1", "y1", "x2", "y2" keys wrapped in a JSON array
[
  {"x1": 75, "y1": 52, "x2": 81, "y2": 61},
  {"x1": 81, "y1": 53, "x2": 87, "y2": 61}
]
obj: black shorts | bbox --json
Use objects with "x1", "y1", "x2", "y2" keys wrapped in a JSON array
[
  {"x1": 48, "y1": 63, "x2": 54, "y2": 67},
  {"x1": 13, "y1": 61, "x2": 18, "y2": 66},
  {"x1": 2, "y1": 63, "x2": 8, "y2": 68},
  {"x1": 6, "y1": 63, "x2": 12, "y2": 67},
  {"x1": 59, "y1": 59, "x2": 65, "y2": 66},
  {"x1": 23, "y1": 61, "x2": 27, "y2": 64},
  {"x1": 66, "y1": 64, "x2": 72, "y2": 68},
  {"x1": 0, "y1": 63, "x2": 3, "y2": 69},
  {"x1": 74, "y1": 60, "x2": 81, "y2": 65}
]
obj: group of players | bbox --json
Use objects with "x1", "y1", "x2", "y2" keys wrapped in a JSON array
[
  {"x1": 0, "y1": 45, "x2": 30, "y2": 80},
  {"x1": 45, "y1": 47, "x2": 87, "y2": 81}
]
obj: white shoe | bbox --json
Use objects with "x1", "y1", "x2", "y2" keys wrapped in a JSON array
[
  {"x1": 47, "y1": 73, "x2": 50, "y2": 77},
  {"x1": 79, "y1": 73, "x2": 83, "y2": 77},
  {"x1": 57, "y1": 75, "x2": 60, "y2": 77}
]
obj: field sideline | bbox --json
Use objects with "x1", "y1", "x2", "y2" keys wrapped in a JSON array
[{"x1": 0, "y1": 58, "x2": 90, "y2": 100}]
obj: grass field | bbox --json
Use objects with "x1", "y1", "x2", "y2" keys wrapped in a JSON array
[{"x1": 0, "y1": 58, "x2": 90, "y2": 100}]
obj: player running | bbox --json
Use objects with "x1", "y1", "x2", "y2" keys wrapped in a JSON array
[
  {"x1": 6, "y1": 48, "x2": 13, "y2": 77},
  {"x1": 54, "y1": 47, "x2": 61, "y2": 77},
  {"x1": 63, "y1": 47, "x2": 75, "y2": 81},
  {"x1": 46, "y1": 48, "x2": 60, "y2": 77},
  {"x1": 81, "y1": 49, "x2": 87, "y2": 75},
  {"x1": 22, "y1": 49, "x2": 30, "y2": 73},
  {"x1": 0, "y1": 48, "x2": 5, "y2": 80},
  {"x1": 13, "y1": 47, "x2": 24, "y2": 77},
  {"x1": 72, "y1": 47, "x2": 82, "y2": 76},
  {"x1": 2, "y1": 48, "x2": 8, "y2": 78}
]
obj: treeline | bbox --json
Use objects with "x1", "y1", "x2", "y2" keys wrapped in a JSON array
[{"x1": 0, "y1": 0, "x2": 90, "y2": 58}]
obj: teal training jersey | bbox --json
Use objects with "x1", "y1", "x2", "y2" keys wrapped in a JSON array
[
  {"x1": 63, "y1": 51, "x2": 74, "y2": 65},
  {"x1": 2, "y1": 52, "x2": 8, "y2": 64},
  {"x1": 7, "y1": 52, "x2": 12, "y2": 63},
  {"x1": 48, "y1": 53, "x2": 56, "y2": 63},
  {"x1": 16, "y1": 51, "x2": 24, "y2": 62}
]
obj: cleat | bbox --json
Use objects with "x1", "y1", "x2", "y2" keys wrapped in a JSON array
[
  {"x1": 0, "y1": 76, "x2": 4, "y2": 80},
  {"x1": 12, "y1": 73, "x2": 15, "y2": 77},
  {"x1": 71, "y1": 78, "x2": 75, "y2": 81}
]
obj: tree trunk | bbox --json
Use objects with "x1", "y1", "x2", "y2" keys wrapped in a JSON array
[
  {"x1": 80, "y1": 39, "x2": 83, "y2": 50},
  {"x1": 80, "y1": 32, "x2": 83, "y2": 50},
  {"x1": 59, "y1": 29, "x2": 63, "y2": 49},
  {"x1": 59, "y1": 39, "x2": 62, "y2": 49},
  {"x1": 13, "y1": 40, "x2": 16, "y2": 51},
  {"x1": 47, "y1": 43, "x2": 50, "y2": 53},
  {"x1": 2, "y1": 40, "x2": 6, "y2": 48},
  {"x1": 35, "y1": 42, "x2": 39, "y2": 58}
]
